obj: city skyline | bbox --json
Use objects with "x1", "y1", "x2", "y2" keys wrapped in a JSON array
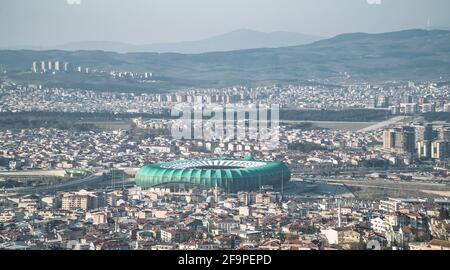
[{"x1": 1, "y1": 0, "x2": 450, "y2": 254}]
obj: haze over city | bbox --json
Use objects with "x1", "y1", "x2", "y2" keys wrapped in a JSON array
[
  {"x1": 1, "y1": 0, "x2": 450, "y2": 48},
  {"x1": 1, "y1": 0, "x2": 450, "y2": 255}
]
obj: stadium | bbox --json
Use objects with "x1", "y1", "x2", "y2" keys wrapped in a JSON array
[{"x1": 135, "y1": 158, "x2": 291, "y2": 192}]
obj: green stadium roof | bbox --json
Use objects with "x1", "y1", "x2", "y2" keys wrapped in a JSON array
[{"x1": 135, "y1": 159, "x2": 290, "y2": 192}]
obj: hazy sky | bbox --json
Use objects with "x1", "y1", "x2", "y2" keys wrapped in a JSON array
[{"x1": 1, "y1": 0, "x2": 450, "y2": 46}]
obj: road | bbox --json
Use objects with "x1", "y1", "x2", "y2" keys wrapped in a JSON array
[
  {"x1": 0, "y1": 170, "x2": 66, "y2": 177},
  {"x1": 302, "y1": 177, "x2": 450, "y2": 194},
  {"x1": 2, "y1": 172, "x2": 108, "y2": 195},
  {"x1": 290, "y1": 165, "x2": 434, "y2": 177},
  {"x1": 358, "y1": 116, "x2": 410, "y2": 132}
]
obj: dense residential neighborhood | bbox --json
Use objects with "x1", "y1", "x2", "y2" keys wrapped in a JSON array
[{"x1": 1, "y1": 78, "x2": 450, "y2": 250}]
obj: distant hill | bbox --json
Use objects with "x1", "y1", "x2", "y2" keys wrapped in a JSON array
[
  {"x1": 1, "y1": 29, "x2": 450, "y2": 91},
  {"x1": 129, "y1": 29, "x2": 323, "y2": 53},
  {"x1": 429, "y1": 25, "x2": 450, "y2": 31},
  {"x1": 4, "y1": 29, "x2": 323, "y2": 54}
]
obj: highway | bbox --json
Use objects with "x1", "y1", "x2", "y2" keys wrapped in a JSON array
[
  {"x1": 357, "y1": 115, "x2": 422, "y2": 133},
  {"x1": 1, "y1": 172, "x2": 108, "y2": 195},
  {"x1": 290, "y1": 166, "x2": 434, "y2": 178},
  {"x1": 296, "y1": 177, "x2": 450, "y2": 194},
  {"x1": 0, "y1": 170, "x2": 66, "y2": 177}
]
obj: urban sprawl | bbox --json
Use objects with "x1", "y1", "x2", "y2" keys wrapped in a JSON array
[{"x1": 1, "y1": 77, "x2": 450, "y2": 251}]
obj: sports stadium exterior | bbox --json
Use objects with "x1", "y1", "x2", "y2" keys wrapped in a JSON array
[{"x1": 135, "y1": 159, "x2": 291, "y2": 192}]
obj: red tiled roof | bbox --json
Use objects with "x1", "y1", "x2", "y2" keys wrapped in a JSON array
[
  {"x1": 429, "y1": 239, "x2": 450, "y2": 248},
  {"x1": 401, "y1": 225, "x2": 412, "y2": 234}
]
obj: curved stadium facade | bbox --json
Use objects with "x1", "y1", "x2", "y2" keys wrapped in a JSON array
[{"x1": 135, "y1": 159, "x2": 291, "y2": 192}]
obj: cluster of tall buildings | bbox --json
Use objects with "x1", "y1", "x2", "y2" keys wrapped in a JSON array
[
  {"x1": 61, "y1": 190, "x2": 102, "y2": 211},
  {"x1": 155, "y1": 93, "x2": 245, "y2": 104},
  {"x1": 390, "y1": 95, "x2": 450, "y2": 115},
  {"x1": 383, "y1": 123, "x2": 450, "y2": 160},
  {"x1": 368, "y1": 95, "x2": 390, "y2": 108},
  {"x1": 417, "y1": 125, "x2": 450, "y2": 160},
  {"x1": 369, "y1": 92, "x2": 450, "y2": 114},
  {"x1": 32, "y1": 61, "x2": 69, "y2": 73},
  {"x1": 383, "y1": 127, "x2": 416, "y2": 155},
  {"x1": 444, "y1": 103, "x2": 450, "y2": 112},
  {"x1": 60, "y1": 189, "x2": 116, "y2": 211}
]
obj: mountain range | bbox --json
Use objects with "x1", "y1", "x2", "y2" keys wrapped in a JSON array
[
  {"x1": 1, "y1": 29, "x2": 450, "y2": 91},
  {"x1": 2, "y1": 29, "x2": 322, "y2": 54}
]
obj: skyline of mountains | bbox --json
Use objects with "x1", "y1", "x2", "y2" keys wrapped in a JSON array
[
  {"x1": 1, "y1": 29, "x2": 323, "y2": 54},
  {"x1": 1, "y1": 29, "x2": 450, "y2": 91},
  {"x1": 2, "y1": 26, "x2": 450, "y2": 54}
]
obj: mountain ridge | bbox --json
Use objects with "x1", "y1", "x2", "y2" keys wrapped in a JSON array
[
  {"x1": 1, "y1": 29, "x2": 450, "y2": 91},
  {"x1": 1, "y1": 29, "x2": 323, "y2": 54}
]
